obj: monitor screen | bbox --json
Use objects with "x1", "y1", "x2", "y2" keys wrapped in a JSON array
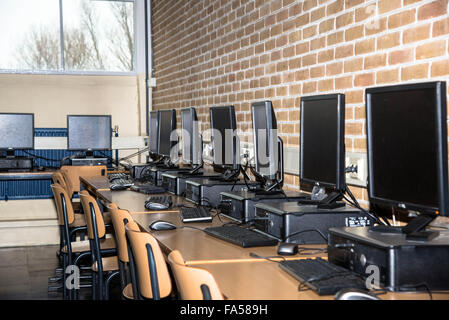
[
  {"x1": 181, "y1": 107, "x2": 200, "y2": 165},
  {"x1": 366, "y1": 82, "x2": 448, "y2": 215},
  {"x1": 252, "y1": 101, "x2": 278, "y2": 179},
  {"x1": 300, "y1": 94, "x2": 345, "y2": 190},
  {"x1": 210, "y1": 106, "x2": 237, "y2": 168},
  {"x1": 0, "y1": 113, "x2": 34, "y2": 150},
  {"x1": 149, "y1": 111, "x2": 159, "y2": 154},
  {"x1": 67, "y1": 115, "x2": 111, "y2": 151},
  {"x1": 158, "y1": 109, "x2": 176, "y2": 157}
]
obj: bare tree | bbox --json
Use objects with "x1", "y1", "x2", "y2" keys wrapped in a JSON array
[
  {"x1": 64, "y1": 28, "x2": 90, "y2": 70},
  {"x1": 108, "y1": 2, "x2": 134, "y2": 71},
  {"x1": 81, "y1": 1, "x2": 105, "y2": 70}
]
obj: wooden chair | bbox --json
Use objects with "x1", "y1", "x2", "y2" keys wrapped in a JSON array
[
  {"x1": 60, "y1": 165, "x2": 107, "y2": 198},
  {"x1": 51, "y1": 184, "x2": 116, "y2": 299},
  {"x1": 107, "y1": 204, "x2": 141, "y2": 300},
  {"x1": 79, "y1": 190, "x2": 120, "y2": 300},
  {"x1": 168, "y1": 250, "x2": 223, "y2": 300},
  {"x1": 125, "y1": 226, "x2": 172, "y2": 300}
]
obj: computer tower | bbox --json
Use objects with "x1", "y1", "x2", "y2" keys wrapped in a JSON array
[
  {"x1": 130, "y1": 163, "x2": 151, "y2": 179},
  {"x1": 148, "y1": 165, "x2": 192, "y2": 186},
  {"x1": 70, "y1": 158, "x2": 108, "y2": 166},
  {"x1": 0, "y1": 157, "x2": 33, "y2": 171},
  {"x1": 161, "y1": 171, "x2": 222, "y2": 196},
  {"x1": 219, "y1": 190, "x2": 309, "y2": 223},
  {"x1": 328, "y1": 226, "x2": 449, "y2": 291},
  {"x1": 254, "y1": 202, "x2": 374, "y2": 244},
  {"x1": 185, "y1": 177, "x2": 261, "y2": 207}
]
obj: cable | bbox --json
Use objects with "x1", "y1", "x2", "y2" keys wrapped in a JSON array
[
  {"x1": 249, "y1": 252, "x2": 286, "y2": 263},
  {"x1": 284, "y1": 229, "x2": 329, "y2": 242},
  {"x1": 344, "y1": 185, "x2": 386, "y2": 226},
  {"x1": 20, "y1": 150, "x2": 62, "y2": 163},
  {"x1": 297, "y1": 246, "x2": 328, "y2": 255}
]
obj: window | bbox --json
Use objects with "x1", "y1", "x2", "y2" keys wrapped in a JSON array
[{"x1": 0, "y1": 0, "x2": 135, "y2": 74}]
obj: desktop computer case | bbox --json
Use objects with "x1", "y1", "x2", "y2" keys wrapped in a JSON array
[
  {"x1": 149, "y1": 166, "x2": 192, "y2": 186},
  {"x1": 71, "y1": 158, "x2": 108, "y2": 166},
  {"x1": 254, "y1": 202, "x2": 373, "y2": 244},
  {"x1": 219, "y1": 190, "x2": 308, "y2": 223},
  {"x1": 162, "y1": 171, "x2": 222, "y2": 196},
  {"x1": 185, "y1": 178, "x2": 260, "y2": 207},
  {"x1": 328, "y1": 227, "x2": 449, "y2": 291},
  {"x1": 0, "y1": 158, "x2": 33, "y2": 171}
]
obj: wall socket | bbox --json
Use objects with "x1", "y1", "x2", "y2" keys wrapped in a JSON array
[{"x1": 345, "y1": 152, "x2": 368, "y2": 188}]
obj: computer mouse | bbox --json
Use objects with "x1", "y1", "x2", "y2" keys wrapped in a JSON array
[
  {"x1": 277, "y1": 242, "x2": 298, "y2": 256},
  {"x1": 145, "y1": 202, "x2": 169, "y2": 210},
  {"x1": 149, "y1": 220, "x2": 176, "y2": 231},
  {"x1": 334, "y1": 288, "x2": 379, "y2": 300}
]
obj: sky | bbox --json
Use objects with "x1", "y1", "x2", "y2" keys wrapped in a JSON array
[{"x1": 0, "y1": 0, "x2": 133, "y2": 71}]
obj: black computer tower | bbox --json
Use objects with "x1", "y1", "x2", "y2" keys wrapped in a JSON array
[
  {"x1": 328, "y1": 226, "x2": 449, "y2": 291},
  {"x1": 254, "y1": 202, "x2": 374, "y2": 244},
  {"x1": 185, "y1": 177, "x2": 260, "y2": 207},
  {"x1": 148, "y1": 165, "x2": 192, "y2": 186},
  {"x1": 161, "y1": 171, "x2": 221, "y2": 196},
  {"x1": 219, "y1": 190, "x2": 309, "y2": 223}
]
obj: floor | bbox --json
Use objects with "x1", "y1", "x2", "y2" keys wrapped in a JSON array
[{"x1": 0, "y1": 245, "x2": 121, "y2": 300}]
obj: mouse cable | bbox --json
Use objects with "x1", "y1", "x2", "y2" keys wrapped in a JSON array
[
  {"x1": 249, "y1": 252, "x2": 286, "y2": 263},
  {"x1": 180, "y1": 226, "x2": 205, "y2": 232},
  {"x1": 284, "y1": 229, "x2": 328, "y2": 243}
]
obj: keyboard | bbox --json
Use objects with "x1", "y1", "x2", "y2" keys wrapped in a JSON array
[
  {"x1": 130, "y1": 184, "x2": 166, "y2": 194},
  {"x1": 145, "y1": 195, "x2": 173, "y2": 210},
  {"x1": 110, "y1": 179, "x2": 134, "y2": 190},
  {"x1": 279, "y1": 258, "x2": 366, "y2": 296},
  {"x1": 203, "y1": 225, "x2": 278, "y2": 248},
  {"x1": 108, "y1": 173, "x2": 130, "y2": 182},
  {"x1": 180, "y1": 207, "x2": 212, "y2": 223}
]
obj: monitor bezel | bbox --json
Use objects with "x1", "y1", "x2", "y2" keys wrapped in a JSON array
[
  {"x1": 157, "y1": 109, "x2": 177, "y2": 158},
  {"x1": 209, "y1": 105, "x2": 237, "y2": 170},
  {"x1": 366, "y1": 81, "x2": 449, "y2": 215},
  {"x1": 0, "y1": 112, "x2": 35, "y2": 150},
  {"x1": 181, "y1": 107, "x2": 199, "y2": 165},
  {"x1": 299, "y1": 94, "x2": 346, "y2": 191},
  {"x1": 149, "y1": 110, "x2": 160, "y2": 154},
  {"x1": 67, "y1": 115, "x2": 112, "y2": 151},
  {"x1": 251, "y1": 100, "x2": 278, "y2": 180}
]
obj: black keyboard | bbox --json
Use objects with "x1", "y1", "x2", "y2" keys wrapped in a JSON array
[
  {"x1": 145, "y1": 196, "x2": 172, "y2": 210},
  {"x1": 203, "y1": 225, "x2": 278, "y2": 248},
  {"x1": 131, "y1": 184, "x2": 166, "y2": 194},
  {"x1": 110, "y1": 179, "x2": 134, "y2": 190},
  {"x1": 279, "y1": 258, "x2": 366, "y2": 296},
  {"x1": 180, "y1": 207, "x2": 212, "y2": 223}
]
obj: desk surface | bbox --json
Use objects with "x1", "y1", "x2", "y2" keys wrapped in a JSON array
[
  {"x1": 194, "y1": 261, "x2": 449, "y2": 300},
  {"x1": 80, "y1": 175, "x2": 111, "y2": 192}
]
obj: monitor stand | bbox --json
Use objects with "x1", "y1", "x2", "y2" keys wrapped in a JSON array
[
  {"x1": 297, "y1": 187, "x2": 346, "y2": 209},
  {"x1": 370, "y1": 213, "x2": 439, "y2": 241}
]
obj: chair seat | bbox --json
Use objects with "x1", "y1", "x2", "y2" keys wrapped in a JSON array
[
  {"x1": 123, "y1": 283, "x2": 134, "y2": 300},
  {"x1": 103, "y1": 211, "x2": 112, "y2": 225},
  {"x1": 92, "y1": 256, "x2": 119, "y2": 272},
  {"x1": 61, "y1": 237, "x2": 116, "y2": 254}
]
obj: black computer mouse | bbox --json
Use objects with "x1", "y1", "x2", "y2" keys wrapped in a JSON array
[
  {"x1": 149, "y1": 220, "x2": 176, "y2": 231},
  {"x1": 277, "y1": 242, "x2": 298, "y2": 256},
  {"x1": 334, "y1": 288, "x2": 379, "y2": 300}
]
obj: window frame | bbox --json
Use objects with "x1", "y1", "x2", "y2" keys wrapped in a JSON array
[{"x1": 0, "y1": 0, "x2": 137, "y2": 76}]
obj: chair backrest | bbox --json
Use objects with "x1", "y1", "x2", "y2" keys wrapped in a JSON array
[
  {"x1": 79, "y1": 190, "x2": 106, "y2": 239},
  {"x1": 168, "y1": 250, "x2": 223, "y2": 300},
  {"x1": 125, "y1": 227, "x2": 172, "y2": 300},
  {"x1": 52, "y1": 172, "x2": 68, "y2": 193},
  {"x1": 51, "y1": 183, "x2": 75, "y2": 226},
  {"x1": 60, "y1": 165, "x2": 107, "y2": 197},
  {"x1": 108, "y1": 204, "x2": 139, "y2": 263}
]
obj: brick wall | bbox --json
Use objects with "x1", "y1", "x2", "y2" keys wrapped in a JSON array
[{"x1": 151, "y1": 0, "x2": 449, "y2": 206}]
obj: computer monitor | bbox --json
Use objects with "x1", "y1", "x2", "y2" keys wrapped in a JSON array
[
  {"x1": 67, "y1": 115, "x2": 112, "y2": 155},
  {"x1": 0, "y1": 113, "x2": 34, "y2": 156},
  {"x1": 157, "y1": 109, "x2": 176, "y2": 158},
  {"x1": 149, "y1": 111, "x2": 159, "y2": 154},
  {"x1": 300, "y1": 94, "x2": 345, "y2": 191},
  {"x1": 366, "y1": 82, "x2": 448, "y2": 219},
  {"x1": 252, "y1": 101, "x2": 278, "y2": 180},
  {"x1": 181, "y1": 107, "x2": 201, "y2": 165},
  {"x1": 209, "y1": 105, "x2": 238, "y2": 170}
]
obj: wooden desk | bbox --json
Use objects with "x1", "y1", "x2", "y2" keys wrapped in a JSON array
[
  {"x1": 194, "y1": 261, "x2": 449, "y2": 300},
  {"x1": 132, "y1": 211, "x2": 326, "y2": 265},
  {"x1": 80, "y1": 176, "x2": 111, "y2": 193}
]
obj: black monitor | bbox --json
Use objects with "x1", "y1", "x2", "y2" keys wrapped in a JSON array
[
  {"x1": 181, "y1": 107, "x2": 201, "y2": 165},
  {"x1": 300, "y1": 94, "x2": 345, "y2": 192},
  {"x1": 366, "y1": 82, "x2": 448, "y2": 229},
  {"x1": 67, "y1": 115, "x2": 112, "y2": 156},
  {"x1": 209, "y1": 105, "x2": 238, "y2": 170},
  {"x1": 157, "y1": 109, "x2": 177, "y2": 158},
  {"x1": 149, "y1": 111, "x2": 159, "y2": 154},
  {"x1": 0, "y1": 113, "x2": 34, "y2": 156},
  {"x1": 252, "y1": 101, "x2": 279, "y2": 180}
]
